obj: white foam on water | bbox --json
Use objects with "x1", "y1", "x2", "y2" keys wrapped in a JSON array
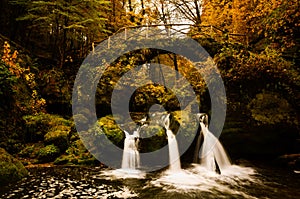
[
  {"x1": 151, "y1": 164, "x2": 259, "y2": 199},
  {"x1": 101, "y1": 186, "x2": 138, "y2": 199},
  {"x1": 99, "y1": 169, "x2": 146, "y2": 179}
]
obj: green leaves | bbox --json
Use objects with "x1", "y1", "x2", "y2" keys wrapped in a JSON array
[
  {"x1": 12, "y1": 0, "x2": 111, "y2": 66},
  {"x1": 0, "y1": 61, "x2": 16, "y2": 96},
  {"x1": 248, "y1": 91, "x2": 298, "y2": 126}
]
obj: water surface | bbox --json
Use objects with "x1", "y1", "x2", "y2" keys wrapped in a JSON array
[{"x1": 0, "y1": 162, "x2": 299, "y2": 199}]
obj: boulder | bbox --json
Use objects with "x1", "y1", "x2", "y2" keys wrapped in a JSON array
[
  {"x1": 277, "y1": 154, "x2": 300, "y2": 169},
  {"x1": 44, "y1": 125, "x2": 71, "y2": 151},
  {"x1": 0, "y1": 148, "x2": 28, "y2": 186},
  {"x1": 37, "y1": 144, "x2": 60, "y2": 163}
]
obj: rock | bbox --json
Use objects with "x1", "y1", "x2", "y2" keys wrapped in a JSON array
[
  {"x1": 0, "y1": 148, "x2": 28, "y2": 186},
  {"x1": 18, "y1": 142, "x2": 44, "y2": 159},
  {"x1": 53, "y1": 155, "x2": 71, "y2": 165},
  {"x1": 37, "y1": 145, "x2": 60, "y2": 163},
  {"x1": 77, "y1": 157, "x2": 98, "y2": 165},
  {"x1": 44, "y1": 125, "x2": 71, "y2": 151},
  {"x1": 277, "y1": 154, "x2": 300, "y2": 169}
]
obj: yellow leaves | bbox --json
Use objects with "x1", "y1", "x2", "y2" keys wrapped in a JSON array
[
  {"x1": 109, "y1": 80, "x2": 115, "y2": 85},
  {"x1": 24, "y1": 74, "x2": 30, "y2": 81},
  {"x1": 30, "y1": 89, "x2": 47, "y2": 114},
  {"x1": 2, "y1": 41, "x2": 20, "y2": 73},
  {"x1": 1, "y1": 41, "x2": 47, "y2": 114}
]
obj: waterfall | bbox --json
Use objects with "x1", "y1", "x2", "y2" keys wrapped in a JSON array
[
  {"x1": 199, "y1": 122, "x2": 231, "y2": 173},
  {"x1": 193, "y1": 131, "x2": 203, "y2": 163},
  {"x1": 193, "y1": 113, "x2": 231, "y2": 173},
  {"x1": 163, "y1": 114, "x2": 181, "y2": 172},
  {"x1": 121, "y1": 129, "x2": 140, "y2": 170}
]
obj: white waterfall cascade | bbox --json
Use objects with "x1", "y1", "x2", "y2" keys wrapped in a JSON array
[
  {"x1": 199, "y1": 122, "x2": 231, "y2": 173},
  {"x1": 163, "y1": 114, "x2": 181, "y2": 172},
  {"x1": 121, "y1": 128, "x2": 140, "y2": 170}
]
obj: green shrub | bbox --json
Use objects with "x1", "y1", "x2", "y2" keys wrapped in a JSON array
[
  {"x1": 248, "y1": 91, "x2": 298, "y2": 125},
  {"x1": 54, "y1": 140, "x2": 97, "y2": 166},
  {"x1": 44, "y1": 125, "x2": 71, "y2": 151},
  {"x1": 37, "y1": 144, "x2": 60, "y2": 163},
  {"x1": 18, "y1": 142, "x2": 44, "y2": 158},
  {"x1": 23, "y1": 113, "x2": 73, "y2": 142}
]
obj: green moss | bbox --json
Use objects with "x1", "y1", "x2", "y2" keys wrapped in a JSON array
[
  {"x1": 77, "y1": 157, "x2": 98, "y2": 165},
  {"x1": 54, "y1": 139, "x2": 97, "y2": 166},
  {"x1": 23, "y1": 113, "x2": 74, "y2": 142},
  {"x1": 44, "y1": 125, "x2": 71, "y2": 151},
  {"x1": 98, "y1": 115, "x2": 124, "y2": 145},
  {"x1": 0, "y1": 148, "x2": 28, "y2": 186},
  {"x1": 53, "y1": 154, "x2": 73, "y2": 165},
  {"x1": 18, "y1": 142, "x2": 44, "y2": 158},
  {"x1": 68, "y1": 140, "x2": 87, "y2": 154},
  {"x1": 19, "y1": 145, "x2": 34, "y2": 157},
  {"x1": 248, "y1": 91, "x2": 298, "y2": 125},
  {"x1": 37, "y1": 144, "x2": 60, "y2": 163},
  {"x1": 73, "y1": 114, "x2": 89, "y2": 127},
  {"x1": 139, "y1": 125, "x2": 167, "y2": 153},
  {"x1": 54, "y1": 152, "x2": 97, "y2": 166}
]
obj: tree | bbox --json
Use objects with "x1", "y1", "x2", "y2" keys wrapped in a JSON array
[
  {"x1": 247, "y1": 0, "x2": 300, "y2": 56},
  {"x1": 201, "y1": 0, "x2": 300, "y2": 54},
  {"x1": 11, "y1": 0, "x2": 111, "y2": 67},
  {"x1": 171, "y1": 0, "x2": 202, "y2": 25}
]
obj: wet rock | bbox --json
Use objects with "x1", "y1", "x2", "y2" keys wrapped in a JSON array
[
  {"x1": 277, "y1": 154, "x2": 300, "y2": 169},
  {"x1": 0, "y1": 148, "x2": 28, "y2": 186}
]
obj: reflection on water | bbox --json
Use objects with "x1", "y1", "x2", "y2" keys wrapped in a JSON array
[{"x1": 0, "y1": 162, "x2": 299, "y2": 199}]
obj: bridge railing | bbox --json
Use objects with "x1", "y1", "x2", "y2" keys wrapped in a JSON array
[{"x1": 93, "y1": 24, "x2": 248, "y2": 51}]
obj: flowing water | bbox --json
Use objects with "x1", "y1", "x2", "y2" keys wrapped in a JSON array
[
  {"x1": 2, "y1": 113, "x2": 298, "y2": 198},
  {"x1": 115, "y1": 127, "x2": 145, "y2": 178},
  {"x1": 199, "y1": 122, "x2": 231, "y2": 173},
  {"x1": 121, "y1": 132, "x2": 140, "y2": 170},
  {"x1": 163, "y1": 114, "x2": 181, "y2": 172},
  {"x1": 1, "y1": 163, "x2": 299, "y2": 199}
]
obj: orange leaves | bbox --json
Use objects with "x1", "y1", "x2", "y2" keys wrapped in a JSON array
[
  {"x1": 1, "y1": 41, "x2": 46, "y2": 114},
  {"x1": 2, "y1": 41, "x2": 18, "y2": 68},
  {"x1": 202, "y1": 0, "x2": 299, "y2": 51}
]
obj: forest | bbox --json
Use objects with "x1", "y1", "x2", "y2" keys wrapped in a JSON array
[{"x1": 0, "y1": 0, "x2": 299, "y2": 196}]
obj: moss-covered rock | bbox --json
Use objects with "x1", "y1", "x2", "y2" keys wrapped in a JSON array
[
  {"x1": 247, "y1": 91, "x2": 298, "y2": 126},
  {"x1": 44, "y1": 125, "x2": 71, "y2": 151},
  {"x1": 37, "y1": 144, "x2": 60, "y2": 163},
  {"x1": 77, "y1": 157, "x2": 98, "y2": 165},
  {"x1": 23, "y1": 113, "x2": 74, "y2": 143},
  {"x1": 73, "y1": 114, "x2": 90, "y2": 128},
  {"x1": 54, "y1": 139, "x2": 98, "y2": 166},
  {"x1": 139, "y1": 125, "x2": 167, "y2": 153},
  {"x1": 98, "y1": 115, "x2": 124, "y2": 146},
  {"x1": 53, "y1": 154, "x2": 74, "y2": 165},
  {"x1": 66, "y1": 139, "x2": 87, "y2": 156},
  {"x1": 0, "y1": 148, "x2": 28, "y2": 186},
  {"x1": 54, "y1": 152, "x2": 98, "y2": 166},
  {"x1": 18, "y1": 142, "x2": 44, "y2": 159}
]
